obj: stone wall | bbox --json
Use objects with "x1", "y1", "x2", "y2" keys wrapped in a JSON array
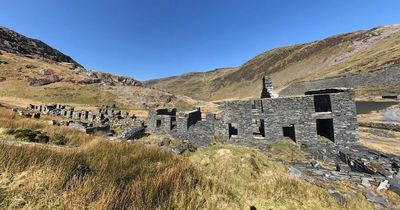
[
  {"x1": 280, "y1": 65, "x2": 400, "y2": 96},
  {"x1": 28, "y1": 103, "x2": 137, "y2": 136},
  {"x1": 359, "y1": 121, "x2": 400, "y2": 132},
  {"x1": 261, "y1": 76, "x2": 274, "y2": 98},
  {"x1": 330, "y1": 91, "x2": 359, "y2": 144},
  {"x1": 147, "y1": 85, "x2": 359, "y2": 151}
]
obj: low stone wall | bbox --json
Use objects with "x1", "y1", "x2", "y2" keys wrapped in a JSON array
[
  {"x1": 359, "y1": 121, "x2": 400, "y2": 132},
  {"x1": 280, "y1": 65, "x2": 400, "y2": 96}
]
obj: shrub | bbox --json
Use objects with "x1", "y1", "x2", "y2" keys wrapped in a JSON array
[{"x1": 6, "y1": 128, "x2": 49, "y2": 143}]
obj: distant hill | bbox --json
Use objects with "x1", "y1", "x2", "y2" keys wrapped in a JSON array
[
  {"x1": 0, "y1": 26, "x2": 213, "y2": 114},
  {"x1": 147, "y1": 24, "x2": 400, "y2": 101}
]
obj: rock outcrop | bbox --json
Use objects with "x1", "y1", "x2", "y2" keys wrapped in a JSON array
[
  {"x1": 79, "y1": 71, "x2": 143, "y2": 86},
  {"x1": 0, "y1": 26, "x2": 82, "y2": 68},
  {"x1": 147, "y1": 25, "x2": 400, "y2": 101},
  {"x1": 23, "y1": 75, "x2": 61, "y2": 86}
]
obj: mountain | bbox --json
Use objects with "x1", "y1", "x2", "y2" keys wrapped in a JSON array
[
  {"x1": 147, "y1": 24, "x2": 400, "y2": 101},
  {"x1": 0, "y1": 26, "x2": 81, "y2": 67},
  {"x1": 0, "y1": 26, "x2": 212, "y2": 114}
]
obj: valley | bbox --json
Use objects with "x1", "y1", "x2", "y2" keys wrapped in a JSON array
[{"x1": 0, "y1": 24, "x2": 399, "y2": 210}]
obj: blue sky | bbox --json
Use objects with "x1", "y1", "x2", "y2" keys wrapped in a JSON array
[{"x1": 1, "y1": 0, "x2": 400, "y2": 80}]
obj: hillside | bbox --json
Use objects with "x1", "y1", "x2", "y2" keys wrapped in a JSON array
[
  {"x1": 0, "y1": 26, "x2": 82, "y2": 68},
  {"x1": 147, "y1": 24, "x2": 400, "y2": 101},
  {"x1": 2, "y1": 107, "x2": 395, "y2": 209},
  {"x1": 1, "y1": 24, "x2": 400, "y2": 210},
  {"x1": 0, "y1": 26, "x2": 213, "y2": 116}
]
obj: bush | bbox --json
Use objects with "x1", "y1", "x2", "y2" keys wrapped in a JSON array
[
  {"x1": 6, "y1": 128, "x2": 49, "y2": 143},
  {"x1": 35, "y1": 133, "x2": 49, "y2": 143},
  {"x1": 4, "y1": 128, "x2": 16, "y2": 135}
]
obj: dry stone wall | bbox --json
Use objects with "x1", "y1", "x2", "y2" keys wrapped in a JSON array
[
  {"x1": 28, "y1": 103, "x2": 140, "y2": 137},
  {"x1": 147, "y1": 77, "x2": 359, "y2": 151}
]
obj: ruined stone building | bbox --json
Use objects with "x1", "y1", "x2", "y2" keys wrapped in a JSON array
[
  {"x1": 147, "y1": 76, "x2": 359, "y2": 150},
  {"x1": 28, "y1": 104, "x2": 138, "y2": 135}
]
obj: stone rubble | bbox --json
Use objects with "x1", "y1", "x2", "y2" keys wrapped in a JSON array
[{"x1": 25, "y1": 103, "x2": 143, "y2": 137}]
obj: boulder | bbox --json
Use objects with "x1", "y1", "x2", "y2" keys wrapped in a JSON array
[
  {"x1": 311, "y1": 169, "x2": 324, "y2": 176},
  {"x1": 288, "y1": 166, "x2": 303, "y2": 180},
  {"x1": 362, "y1": 189, "x2": 390, "y2": 209},
  {"x1": 118, "y1": 124, "x2": 145, "y2": 140},
  {"x1": 377, "y1": 180, "x2": 389, "y2": 191},
  {"x1": 23, "y1": 75, "x2": 61, "y2": 86},
  {"x1": 173, "y1": 142, "x2": 197, "y2": 154},
  {"x1": 361, "y1": 178, "x2": 372, "y2": 187},
  {"x1": 38, "y1": 68, "x2": 54, "y2": 76},
  {"x1": 328, "y1": 189, "x2": 346, "y2": 204},
  {"x1": 388, "y1": 177, "x2": 400, "y2": 195}
]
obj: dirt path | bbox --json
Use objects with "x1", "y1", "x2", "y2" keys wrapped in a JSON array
[{"x1": 362, "y1": 138, "x2": 400, "y2": 147}]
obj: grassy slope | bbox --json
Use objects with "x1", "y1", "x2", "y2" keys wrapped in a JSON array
[
  {"x1": 0, "y1": 108, "x2": 398, "y2": 209},
  {"x1": 0, "y1": 52, "x2": 209, "y2": 115},
  {"x1": 0, "y1": 108, "x2": 205, "y2": 209},
  {"x1": 148, "y1": 25, "x2": 400, "y2": 101},
  {"x1": 145, "y1": 67, "x2": 239, "y2": 100},
  {"x1": 190, "y1": 144, "x2": 377, "y2": 210}
]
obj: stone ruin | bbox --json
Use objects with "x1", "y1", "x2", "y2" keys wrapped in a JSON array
[
  {"x1": 6, "y1": 75, "x2": 399, "y2": 197},
  {"x1": 147, "y1": 76, "x2": 359, "y2": 150},
  {"x1": 27, "y1": 103, "x2": 144, "y2": 139},
  {"x1": 147, "y1": 76, "x2": 400, "y2": 196}
]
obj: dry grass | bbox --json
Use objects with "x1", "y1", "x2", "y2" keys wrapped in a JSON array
[
  {"x1": 135, "y1": 134, "x2": 182, "y2": 147},
  {"x1": 0, "y1": 107, "x2": 209, "y2": 209},
  {"x1": 359, "y1": 128, "x2": 400, "y2": 155},
  {"x1": 0, "y1": 79, "x2": 122, "y2": 107},
  {"x1": 361, "y1": 141, "x2": 400, "y2": 156},
  {"x1": 267, "y1": 139, "x2": 306, "y2": 162},
  {"x1": 189, "y1": 144, "x2": 374, "y2": 210},
  {"x1": 148, "y1": 25, "x2": 400, "y2": 101},
  {"x1": 0, "y1": 108, "x2": 389, "y2": 209},
  {"x1": 0, "y1": 52, "x2": 205, "y2": 112},
  {"x1": 0, "y1": 107, "x2": 93, "y2": 146},
  {"x1": 0, "y1": 141, "x2": 206, "y2": 209}
]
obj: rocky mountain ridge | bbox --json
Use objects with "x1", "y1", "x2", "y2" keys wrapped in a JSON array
[
  {"x1": 0, "y1": 26, "x2": 82, "y2": 67},
  {"x1": 0, "y1": 26, "x2": 211, "y2": 111},
  {"x1": 147, "y1": 24, "x2": 400, "y2": 101},
  {"x1": 0, "y1": 26, "x2": 143, "y2": 87}
]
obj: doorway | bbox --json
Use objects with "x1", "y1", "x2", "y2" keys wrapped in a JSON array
[
  {"x1": 316, "y1": 119, "x2": 335, "y2": 142},
  {"x1": 283, "y1": 124, "x2": 296, "y2": 142}
]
